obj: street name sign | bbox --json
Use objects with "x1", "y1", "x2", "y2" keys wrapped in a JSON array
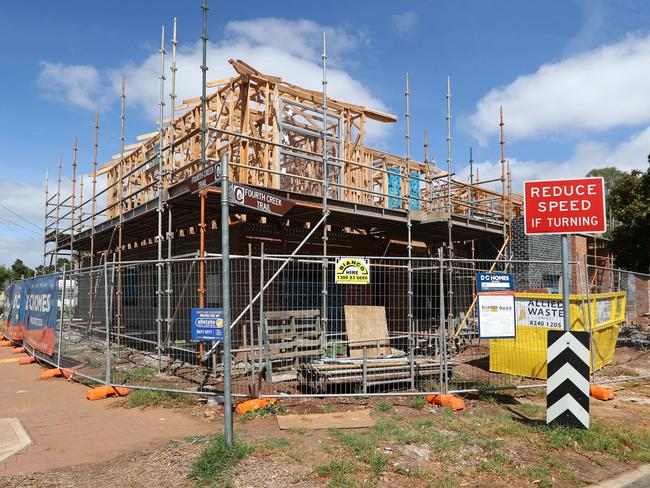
[
  {"x1": 185, "y1": 161, "x2": 222, "y2": 194},
  {"x1": 229, "y1": 183, "x2": 294, "y2": 217}
]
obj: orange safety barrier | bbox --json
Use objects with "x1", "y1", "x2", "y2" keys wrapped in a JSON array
[
  {"x1": 425, "y1": 394, "x2": 465, "y2": 412},
  {"x1": 86, "y1": 385, "x2": 131, "y2": 401},
  {"x1": 40, "y1": 368, "x2": 65, "y2": 379},
  {"x1": 11, "y1": 347, "x2": 25, "y2": 354},
  {"x1": 235, "y1": 398, "x2": 276, "y2": 415},
  {"x1": 18, "y1": 356, "x2": 37, "y2": 365},
  {"x1": 590, "y1": 385, "x2": 615, "y2": 401},
  {"x1": 0, "y1": 340, "x2": 13, "y2": 347}
]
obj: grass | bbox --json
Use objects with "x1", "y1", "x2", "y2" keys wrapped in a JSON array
[
  {"x1": 239, "y1": 402, "x2": 287, "y2": 422},
  {"x1": 514, "y1": 402, "x2": 545, "y2": 419},
  {"x1": 315, "y1": 457, "x2": 360, "y2": 487},
  {"x1": 123, "y1": 389, "x2": 194, "y2": 409},
  {"x1": 257, "y1": 437, "x2": 291, "y2": 453},
  {"x1": 540, "y1": 422, "x2": 650, "y2": 462},
  {"x1": 374, "y1": 401, "x2": 394, "y2": 412},
  {"x1": 190, "y1": 435, "x2": 253, "y2": 488},
  {"x1": 323, "y1": 405, "x2": 336, "y2": 413},
  {"x1": 476, "y1": 451, "x2": 514, "y2": 478},
  {"x1": 182, "y1": 393, "x2": 648, "y2": 488},
  {"x1": 111, "y1": 366, "x2": 156, "y2": 385},
  {"x1": 408, "y1": 396, "x2": 427, "y2": 410},
  {"x1": 431, "y1": 475, "x2": 458, "y2": 488},
  {"x1": 329, "y1": 429, "x2": 387, "y2": 480}
]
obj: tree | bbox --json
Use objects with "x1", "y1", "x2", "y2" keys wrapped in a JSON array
[
  {"x1": 10, "y1": 259, "x2": 34, "y2": 280},
  {"x1": 586, "y1": 167, "x2": 627, "y2": 194},
  {"x1": 587, "y1": 167, "x2": 629, "y2": 234},
  {"x1": 34, "y1": 258, "x2": 70, "y2": 275},
  {"x1": 607, "y1": 164, "x2": 650, "y2": 273},
  {"x1": 0, "y1": 265, "x2": 11, "y2": 287}
]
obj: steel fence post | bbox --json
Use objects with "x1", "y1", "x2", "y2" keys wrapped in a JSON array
[
  {"x1": 221, "y1": 151, "x2": 233, "y2": 448},
  {"x1": 103, "y1": 257, "x2": 111, "y2": 386},
  {"x1": 584, "y1": 256, "x2": 595, "y2": 382},
  {"x1": 248, "y1": 243, "x2": 256, "y2": 396},
  {"x1": 362, "y1": 346, "x2": 368, "y2": 395},
  {"x1": 260, "y1": 244, "x2": 271, "y2": 383},
  {"x1": 56, "y1": 266, "x2": 67, "y2": 368},
  {"x1": 408, "y1": 255, "x2": 415, "y2": 390},
  {"x1": 438, "y1": 248, "x2": 446, "y2": 394},
  {"x1": 561, "y1": 235, "x2": 571, "y2": 331}
]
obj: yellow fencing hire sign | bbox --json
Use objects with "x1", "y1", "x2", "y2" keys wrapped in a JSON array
[{"x1": 335, "y1": 258, "x2": 370, "y2": 284}]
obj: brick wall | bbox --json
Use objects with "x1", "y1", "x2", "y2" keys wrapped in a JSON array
[{"x1": 511, "y1": 216, "x2": 565, "y2": 291}]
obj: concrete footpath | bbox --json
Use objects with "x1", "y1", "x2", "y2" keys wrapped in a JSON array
[
  {"x1": 0, "y1": 346, "x2": 210, "y2": 475},
  {"x1": 587, "y1": 464, "x2": 650, "y2": 488}
]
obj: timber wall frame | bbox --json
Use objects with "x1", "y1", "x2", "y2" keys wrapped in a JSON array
[{"x1": 45, "y1": 59, "x2": 521, "y2": 261}]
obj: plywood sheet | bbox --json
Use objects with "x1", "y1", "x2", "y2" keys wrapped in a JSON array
[
  {"x1": 277, "y1": 409, "x2": 375, "y2": 430},
  {"x1": 344, "y1": 305, "x2": 391, "y2": 357}
]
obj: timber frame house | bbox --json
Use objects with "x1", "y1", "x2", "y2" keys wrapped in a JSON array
[{"x1": 45, "y1": 59, "x2": 521, "y2": 263}]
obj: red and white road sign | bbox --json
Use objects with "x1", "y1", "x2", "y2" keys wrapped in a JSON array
[{"x1": 523, "y1": 177, "x2": 606, "y2": 235}]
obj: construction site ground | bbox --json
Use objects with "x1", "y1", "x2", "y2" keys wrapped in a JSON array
[{"x1": 1, "y1": 344, "x2": 649, "y2": 488}]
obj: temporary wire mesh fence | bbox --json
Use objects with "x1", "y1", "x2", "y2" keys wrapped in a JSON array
[{"x1": 10, "y1": 255, "x2": 649, "y2": 398}]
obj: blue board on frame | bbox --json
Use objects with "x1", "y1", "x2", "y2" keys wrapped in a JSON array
[
  {"x1": 476, "y1": 273, "x2": 514, "y2": 292},
  {"x1": 191, "y1": 308, "x2": 224, "y2": 341}
]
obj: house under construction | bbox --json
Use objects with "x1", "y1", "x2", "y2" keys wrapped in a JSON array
[
  {"x1": 33, "y1": 21, "x2": 636, "y2": 401},
  {"x1": 44, "y1": 58, "x2": 520, "y2": 268}
]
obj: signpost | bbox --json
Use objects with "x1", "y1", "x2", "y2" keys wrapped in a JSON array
[
  {"x1": 185, "y1": 161, "x2": 222, "y2": 194},
  {"x1": 524, "y1": 177, "x2": 606, "y2": 430},
  {"x1": 229, "y1": 183, "x2": 294, "y2": 217}
]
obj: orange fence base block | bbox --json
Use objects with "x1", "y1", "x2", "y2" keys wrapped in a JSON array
[
  {"x1": 0, "y1": 340, "x2": 13, "y2": 347},
  {"x1": 18, "y1": 356, "x2": 37, "y2": 365},
  {"x1": 426, "y1": 394, "x2": 466, "y2": 412},
  {"x1": 40, "y1": 368, "x2": 65, "y2": 379},
  {"x1": 11, "y1": 347, "x2": 25, "y2": 354},
  {"x1": 61, "y1": 369, "x2": 77, "y2": 379},
  {"x1": 235, "y1": 398, "x2": 276, "y2": 415},
  {"x1": 590, "y1": 385, "x2": 616, "y2": 401},
  {"x1": 86, "y1": 385, "x2": 131, "y2": 401}
]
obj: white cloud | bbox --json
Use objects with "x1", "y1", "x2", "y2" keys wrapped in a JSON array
[
  {"x1": 39, "y1": 18, "x2": 390, "y2": 143},
  {"x1": 461, "y1": 126, "x2": 650, "y2": 194},
  {"x1": 391, "y1": 12, "x2": 417, "y2": 35},
  {"x1": 0, "y1": 173, "x2": 103, "y2": 268},
  {"x1": 37, "y1": 62, "x2": 110, "y2": 111},
  {"x1": 468, "y1": 33, "x2": 650, "y2": 144}
]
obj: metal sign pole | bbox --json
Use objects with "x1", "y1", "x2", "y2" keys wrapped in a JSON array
[
  {"x1": 221, "y1": 151, "x2": 233, "y2": 448},
  {"x1": 561, "y1": 234, "x2": 571, "y2": 331}
]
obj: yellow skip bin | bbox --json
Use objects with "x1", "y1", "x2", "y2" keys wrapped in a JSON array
[{"x1": 489, "y1": 291, "x2": 625, "y2": 379}]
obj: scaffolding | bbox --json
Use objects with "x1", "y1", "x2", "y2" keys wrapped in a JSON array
[{"x1": 41, "y1": 8, "x2": 521, "y2": 381}]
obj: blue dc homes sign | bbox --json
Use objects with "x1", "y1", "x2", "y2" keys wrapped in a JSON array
[{"x1": 476, "y1": 273, "x2": 514, "y2": 292}]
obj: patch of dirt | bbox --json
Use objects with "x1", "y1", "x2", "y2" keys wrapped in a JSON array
[
  {"x1": 0, "y1": 441, "x2": 204, "y2": 488},
  {"x1": 3, "y1": 346, "x2": 650, "y2": 487}
]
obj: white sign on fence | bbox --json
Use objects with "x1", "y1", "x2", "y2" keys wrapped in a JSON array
[
  {"x1": 515, "y1": 297, "x2": 564, "y2": 329},
  {"x1": 478, "y1": 292, "x2": 516, "y2": 339}
]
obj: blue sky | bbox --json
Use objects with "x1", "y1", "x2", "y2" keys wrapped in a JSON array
[{"x1": 1, "y1": 0, "x2": 650, "y2": 265}]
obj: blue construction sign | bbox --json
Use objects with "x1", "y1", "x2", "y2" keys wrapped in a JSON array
[
  {"x1": 476, "y1": 273, "x2": 514, "y2": 292},
  {"x1": 191, "y1": 308, "x2": 224, "y2": 341}
]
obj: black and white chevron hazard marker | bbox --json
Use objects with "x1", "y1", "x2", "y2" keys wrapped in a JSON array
[{"x1": 547, "y1": 330, "x2": 590, "y2": 429}]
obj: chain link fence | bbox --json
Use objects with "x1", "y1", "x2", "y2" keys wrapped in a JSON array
[{"x1": 5, "y1": 254, "x2": 647, "y2": 399}]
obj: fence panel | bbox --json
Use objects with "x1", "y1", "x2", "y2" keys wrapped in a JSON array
[{"x1": 8, "y1": 255, "x2": 647, "y2": 399}]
